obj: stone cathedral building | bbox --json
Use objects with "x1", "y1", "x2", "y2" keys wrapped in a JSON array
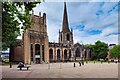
[{"x1": 12, "y1": 2, "x2": 92, "y2": 64}]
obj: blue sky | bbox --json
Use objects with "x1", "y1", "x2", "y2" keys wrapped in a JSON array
[{"x1": 32, "y1": 1, "x2": 119, "y2": 44}]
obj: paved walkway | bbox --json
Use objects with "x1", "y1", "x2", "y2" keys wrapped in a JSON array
[{"x1": 1, "y1": 62, "x2": 118, "y2": 78}]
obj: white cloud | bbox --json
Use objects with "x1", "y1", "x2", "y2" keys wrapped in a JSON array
[
  {"x1": 32, "y1": 2, "x2": 118, "y2": 44},
  {"x1": 47, "y1": 20, "x2": 60, "y2": 42},
  {"x1": 100, "y1": 23, "x2": 118, "y2": 37},
  {"x1": 45, "y1": 0, "x2": 119, "y2": 2},
  {"x1": 73, "y1": 30, "x2": 118, "y2": 44}
]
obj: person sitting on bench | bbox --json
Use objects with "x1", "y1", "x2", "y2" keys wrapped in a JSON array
[
  {"x1": 17, "y1": 62, "x2": 31, "y2": 70},
  {"x1": 18, "y1": 62, "x2": 24, "y2": 68},
  {"x1": 17, "y1": 62, "x2": 25, "y2": 70}
]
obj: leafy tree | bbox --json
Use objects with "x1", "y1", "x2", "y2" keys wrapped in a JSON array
[
  {"x1": 84, "y1": 44, "x2": 94, "y2": 48},
  {"x1": 110, "y1": 45, "x2": 120, "y2": 59},
  {"x1": 2, "y1": 1, "x2": 42, "y2": 62},
  {"x1": 91, "y1": 40, "x2": 108, "y2": 60}
]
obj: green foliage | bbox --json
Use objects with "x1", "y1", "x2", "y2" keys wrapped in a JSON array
[
  {"x1": 110, "y1": 45, "x2": 120, "y2": 58},
  {"x1": 91, "y1": 40, "x2": 108, "y2": 60},
  {"x1": 2, "y1": 2, "x2": 41, "y2": 50},
  {"x1": 84, "y1": 44, "x2": 94, "y2": 48}
]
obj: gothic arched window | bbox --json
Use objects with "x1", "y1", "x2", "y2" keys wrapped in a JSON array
[
  {"x1": 61, "y1": 34, "x2": 62, "y2": 41},
  {"x1": 67, "y1": 33, "x2": 70, "y2": 41},
  {"x1": 49, "y1": 49, "x2": 53, "y2": 59},
  {"x1": 57, "y1": 49, "x2": 60, "y2": 61},
  {"x1": 75, "y1": 48, "x2": 80, "y2": 57}
]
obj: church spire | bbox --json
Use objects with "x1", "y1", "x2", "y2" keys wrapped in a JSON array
[{"x1": 62, "y1": 2, "x2": 70, "y2": 32}]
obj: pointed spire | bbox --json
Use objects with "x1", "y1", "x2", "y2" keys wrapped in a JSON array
[{"x1": 62, "y1": 2, "x2": 70, "y2": 32}]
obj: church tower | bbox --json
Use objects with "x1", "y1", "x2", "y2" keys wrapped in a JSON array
[{"x1": 59, "y1": 2, "x2": 73, "y2": 47}]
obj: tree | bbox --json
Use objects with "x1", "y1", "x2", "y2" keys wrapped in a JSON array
[
  {"x1": 110, "y1": 45, "x2": 120, "y2": 59},
  {"x1": 91, "y1": 40, "x2": 108, "y2": 60},
  {"x1": 2, "y1": 1, "x2": 42, "y2": 62},
  {"x1": 84, "y1": 44, "x2": 94, "y2": 48}
]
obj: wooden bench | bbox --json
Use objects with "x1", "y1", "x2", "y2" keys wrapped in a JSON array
[{"x1": 18, "y1": 66, "x2": 31, "y2": 70}]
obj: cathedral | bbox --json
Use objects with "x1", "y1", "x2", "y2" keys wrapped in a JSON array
[{"x1": 12, "y1": 2, "x2": 92, "y2": 64}]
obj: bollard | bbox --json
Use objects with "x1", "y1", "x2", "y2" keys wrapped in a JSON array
[
  {"x1": 48, "y1": 63, "x2": 50, "y2": 69},
  {"x1": 74, "y1": 63, "x2": 75, "y2": 67},
  {"x1": 79, "y1": 62, "x2": 81, "y2": 66},
  {"x1": 108, "y1": 61, "x2": 110, "y2": 64},
  {"x1": 101, "y1": 61, "x2": 102, "y2": 64},
  {"x1": 10, "y1": 62, "x2": 12, "y2": 68},
  {"x1": 79, "y1": 61, "x2": 81, "y2": 66},
  {"x1": 60, "y1": 63, "x2": 62, "y2": 69},
  {"x1": 94, "y1": 61, "x2": 95, "y2": 64}
]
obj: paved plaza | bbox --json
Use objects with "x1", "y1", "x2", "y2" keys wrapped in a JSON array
[{"x1": 1, "y1": 62, "x2": 118, "y2": 78}]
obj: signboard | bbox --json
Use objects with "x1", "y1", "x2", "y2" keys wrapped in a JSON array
[{"x1": 35, "y1": 55, "x2": 40, "y2": 58}]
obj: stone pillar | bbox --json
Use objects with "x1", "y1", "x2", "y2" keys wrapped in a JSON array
[
  {"x1": 55, "y1": 47, "x2": 57, "y2": 61},
  {"x1": 23, "y1": 30, "x2": 31, "y2": 64},
  {"x1": 44, "y1": 36, "x2": 49, "y2": 63},
  {"x1": 33, "y1": 43, "x2": 35, "y2": 63},
  {"x1": 63, "y1": 49, "x2": 65, "y2": 61},
  {"x1": 62, "y1": 50, "x2": 64, "y2": 61},
  {"x1": 60, "y1": 49, "x2": 62, "y2": 61}
]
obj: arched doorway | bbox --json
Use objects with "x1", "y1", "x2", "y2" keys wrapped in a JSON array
[
  {"x1": 35, "y1": 44, "x2": 40, "y2": 64},
  {"x1": 57, "y1": 49, "x2": 60, "y2": 62},
  {"x1": 49, "y1": 49, "x2": 53, "y2": 62},
  {"x1": 64, "y1": 49, "x2": 67, "y2": 61}
]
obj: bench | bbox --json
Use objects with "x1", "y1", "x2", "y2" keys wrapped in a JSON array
[{"x1": 17, "y1": 66, "x2": 31, "y2": 70}]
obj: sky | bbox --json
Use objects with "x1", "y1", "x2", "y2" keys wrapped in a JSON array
[{"x1": 32, "y1": 1, "x2": 119, "y2": 45}]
